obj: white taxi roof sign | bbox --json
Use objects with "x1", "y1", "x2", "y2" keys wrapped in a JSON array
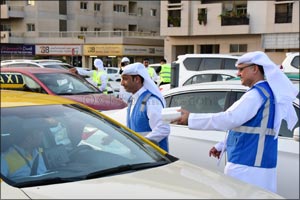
[{"x1": 0, "y1": 73, "x2": 25, "y2": 89}]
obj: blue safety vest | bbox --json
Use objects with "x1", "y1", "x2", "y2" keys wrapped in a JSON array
[
  {"x1": 127, "y1": 90, "x2": 168, "y2": 151},
  {"x1": 227, "y1": 82, "x2": 277, "y2": 168}
]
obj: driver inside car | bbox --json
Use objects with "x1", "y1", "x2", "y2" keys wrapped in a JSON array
[{"x1": 1, "y1": 123, "x2": 47, "y2": 180}]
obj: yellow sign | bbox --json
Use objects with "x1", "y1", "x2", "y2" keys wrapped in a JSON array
[
  {"x1": 0, "y1": 73, "x2": 25, "y2": 89},
  {"x1": 84, "y1": 45, "x2": 123, "y2": 56}
]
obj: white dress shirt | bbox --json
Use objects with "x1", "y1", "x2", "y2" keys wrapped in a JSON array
[{"x1": 131, "y1": 87, "x2": 170, "y2": 143}]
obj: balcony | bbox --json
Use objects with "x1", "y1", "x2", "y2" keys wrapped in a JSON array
[
  {"x1": 0, "y1": 31, "x2": 24, "y2": 43},
  {"x1": 220, "y1": 15, "x2": 249, "y2": 26},
  {"x1": 1, "y1": 5, "x2": 24, "y2": 19}
]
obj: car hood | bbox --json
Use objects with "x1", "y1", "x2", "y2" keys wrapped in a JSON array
[
  {"x1": 18, "y1": 161, "x2": 282, "y2": 199},
  {"x1": 61, "y1": 94, "x2": 127, "y2": 111}
]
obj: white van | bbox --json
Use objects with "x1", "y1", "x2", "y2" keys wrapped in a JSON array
[{"x1": 171, "y1": 54, "x2": 240, "y2": 87}]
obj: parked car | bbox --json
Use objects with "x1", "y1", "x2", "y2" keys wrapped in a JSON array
[
  {"x1": 159, "y1": 69, "x2": 238, "y2": 92},
  {"x1": 0, "y1": 67, "x2": 127, "y2": 111},
  {"x1": 106, "y1": 67, "x2": 121, "y2": 81},
  {"x1": 0, "y1": 90, "x2": 283, "y2": 199},
  {"x1": 0, "y1": 59, "x2": 73, "y2": 70},
  {"x1": 103, "y1": 80, "x2": 299, "y2": 199},
  {"x1": 281, "y1": 52, "x2": 299, "y2": 73},
  {"x1": 170, "y1": 54, "x2": 240, "y2": 88}
]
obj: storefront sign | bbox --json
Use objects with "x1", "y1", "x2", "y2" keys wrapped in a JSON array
[
  {"x1": 0, "y1": 44, "x2": 35, "y2": 55},
  {"x1": 84, "y1": 45, "x2": 123, "y2": 56},
  {"x1": 35, "y1": 45, "x2": 82, "y2": 55},
  {"x1": 123, "y1": 45, "x2": 164, "y2": 56},
  {"x1": 84, "y1": 45, "x2": 163, "y2": 56}
]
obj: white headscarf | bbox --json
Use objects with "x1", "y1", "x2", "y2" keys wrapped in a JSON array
[
  {"x1": 236, "y1": 51, "x2": 299, "y2": 137},
  {"x1": 122, "y1": 62, "x2": 166, "y2": 107},
  {"x1": 94, "y1": 58, "x2": 104, "y2": 70}
]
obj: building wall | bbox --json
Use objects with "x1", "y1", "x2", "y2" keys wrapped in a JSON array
[{"x1": 161, "y1": 0, "x2": 299, "y2": 63}]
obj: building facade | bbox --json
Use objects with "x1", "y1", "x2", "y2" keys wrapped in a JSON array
[
  {"x1": 160, "y1": 0, "x2": 299, "y2": 64},
  {"x1": 0, "y1": 0, "x2": 164, "y2": 68}
]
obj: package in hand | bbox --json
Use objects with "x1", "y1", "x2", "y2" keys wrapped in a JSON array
[{"x1": 161, "y1": 107, "x2": 181, "y2": 123}]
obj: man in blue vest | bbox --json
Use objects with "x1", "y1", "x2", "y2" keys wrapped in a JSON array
[
  {"x1": 172, "y1": 51, "x2": 298, "y2": 193},
  {"x1": 121, "y1": 62, "x2": 170, "y2": 152}
]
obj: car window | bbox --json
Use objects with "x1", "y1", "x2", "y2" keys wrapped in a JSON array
[
  {"x1": 36, "y1": 73, "x2": 99, "y2": 94},
  {"x1": 291, "y1": 55, "x2": 299, "y2": 69},
  {"x1": 167, "y1": 91, "x2": 227, "y2": 113},
  {"x1": 22, "y1": 75, "x2": 46, "y2": 93},
  {"x1": 278, "y1": 105, "x2": 299, "y2": 138},
  {"x1": 223, "y1": 58, "x2": 238, "y2": 69},
  {"x1": 183, "y1": 74, "x2": 213, "y2": 86},
  {"x1": 1, "y1": 104, "x2": 167, "y2": 185},
  {"x1": 200, "y1": 58, "x2": 222, "y2": 70},
  {"x1": 183, "y1": 58, "x2": 201, "y2": 71},
  {"x1": 107, "y1": 68, "x2": 118, "y2": 73}
]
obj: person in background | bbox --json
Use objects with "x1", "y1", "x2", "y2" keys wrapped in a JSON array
[
  {"x1": 143, "y1": 58, "x2": 159, "y2": 84},
  {"x1": 158, "y1": 58, "x2": 171, "y2": 86},
  {"x1": 119, "y1": 57, "x2": 130, "y2": 74},
  {"x1": 69, "y1": 58, "x2": 108, "y2": 94},
  {"x1": 119, "y1": 57, "x2": 132, "y2": 103},
  {"x1": 121, "y1": 62, "x2": 170, "y2": 151},
  {"x1": 171, "y1": 51, "x2": 298, "y2": 193},
  {"x1": 1, "y1": 123, "x2": 47, "y2": 180}
]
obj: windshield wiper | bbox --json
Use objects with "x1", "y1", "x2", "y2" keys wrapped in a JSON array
[{"x1": 86, "y1": 161, "x2": 168, "y2": 179}]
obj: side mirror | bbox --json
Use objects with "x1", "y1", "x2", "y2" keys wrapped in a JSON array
[{"x1": 293, "y1": 127, "x2": 299, "y2": 142}]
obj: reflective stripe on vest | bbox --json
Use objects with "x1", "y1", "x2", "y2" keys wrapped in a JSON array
[{"x1": 228, "y1": 83, "x2": 277, "y2": 168}]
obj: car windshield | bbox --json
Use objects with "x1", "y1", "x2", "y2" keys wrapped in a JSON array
[
  {"x1": 36, "y1": 73, "x2": 100, "y2": 95},
  {"x1": 1, "y1": 104, "x2": 170, "y2": 187}
]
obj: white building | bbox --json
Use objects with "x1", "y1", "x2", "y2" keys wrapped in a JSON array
[{"x1": 0, "y1": 0, "x2": 164, "y2": 68}]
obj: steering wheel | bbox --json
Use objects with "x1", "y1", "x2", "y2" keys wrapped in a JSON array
[{"x1": 68, "y1": 145, "x2": 94, "y2": 160}]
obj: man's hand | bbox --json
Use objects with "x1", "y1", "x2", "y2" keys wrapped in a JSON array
[
  {"x1": 170, "y1": 109, "x2": 190, "y2": 125},
  {"x1": 69, "y1": 67, "x2": 78, "y2": 74},
  {"x1": 209, "y1": 147, "x2": 221, "y2": 159}
]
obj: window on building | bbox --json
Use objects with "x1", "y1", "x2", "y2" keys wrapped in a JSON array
[
  {"x1": 138, "y1": 7, "x2": 143, "y2": 16},
  {"x1": 80, "y1": 27, "x2": 88, "y2": 32},
  {"x1": 168, "y1": 0, "x2": 181, "y2": 3},
  {"x1": 0, "y1": 24, "x2": 11, "y2": 31},
  {"x1": 27, "y1": 0, "x2": 35, "y2": 6},
  {"x1": 59, "y1": 20, "x2": 67, "y2": 32},
  {"x1": 0, "y1": 0, "x2": 7, "y2": 5},
  {"x1": 150, "y1": 9, "x2": 157, "y2": 16},
  {"x1": 94, "y1": 3, "x2": 101, "y2": 11},
  {"x1": 275, "y1": 3, "x2": 293, "y2": 23},
  {"x1": 168, "y1": 10, "x2": 181, "y2": 27},
  {"x1": 27, "y1": 23, "x2": 35, "y2": 32},
  {"x1": 113, "y1": 4, "x2": 126, "y2": 13},
  {"x1": 59, "y1": 0, "x2": 67, "y2": 15},
  {"x1": 80, "y1": 2, "x2": 88, "y2": 10},
  {"x1": 94, "y1": 28, "x2": 101, "y2": 32},
  {"x1": 230, "y1": 44, "x2": 247, "y2": 53}
]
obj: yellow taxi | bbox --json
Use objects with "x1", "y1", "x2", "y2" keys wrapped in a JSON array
[{"x1": 0, "y1": 89, "x2": 284, "y2": 199}]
